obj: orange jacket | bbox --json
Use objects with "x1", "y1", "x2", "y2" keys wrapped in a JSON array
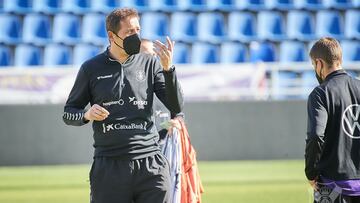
[{"x1": 178, "y1": 120, "x2": 204, "y2": 203}]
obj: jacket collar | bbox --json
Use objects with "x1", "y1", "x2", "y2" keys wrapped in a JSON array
[
  {"x1": 324, "y1": 69, "x2": 346, "y2": 82},
  {"x1": 103, "y1": 46, "x2": 135, "y2": 66}
]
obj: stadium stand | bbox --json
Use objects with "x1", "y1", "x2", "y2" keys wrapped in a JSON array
[{"x1": 0, "y1": 0, "x2": 357, "y2": 69}]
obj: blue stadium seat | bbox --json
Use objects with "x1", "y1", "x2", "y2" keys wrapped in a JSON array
[
  {"x1": 122, "y1": 0, "x2": 150, "y2": 12},
  {"x1": 62, "y1": 0, "x2": 91, "y2": 14},
  {"x1": 355, "y1": 0, "x2": 360, "y2": 7},
  {"x1": 272, "y1": 71, "x2": 300, "y2": 100},
  {"x1": 0, "y1": 45, "x2": 12, "y2": 67},
  {"x1": 173, "y1": 42, "x2": 190, "y2": 64},
  {"x1": 280, "y1": 41, "x2": 308, "y2": 63},
  {"x1": 220, "y1": 42, "x2": 248, "y2": 63},
  {"x1": 4, "y1": 0, "x2": 33, "y2": 14},
  {"x1": 33, "y1": 0, "x2": 62, "y2": 14},
  {"x1": 316, "y1": 11, "x2": 344, "y2": 40},
  {"x1": 258, "y1": 11, "x2": 286, "y2": 42},
  {"x1": 44, "y1": 44, "x2": 72, "y2": 66},
  {"x1": 323, "y1": 0, "x2": 355, "y2": 9},
  {"x1": 150, "y1": 0, "x2": 179, "y2": 12},
  {"x1": 228, "y1": 12, "x2": 257, "y2": 42},
  {"x1": 236, "y1": 0, "x2": 266, "y2": 10},
  {"x1": 197, "y1": 12, "x2": 227, "y2": 44},
  {"x1": 82, "y1": 13, "x2": 107, "y2": 46},
  {"x1": 23, "y1": 14, "x2": 51, "y2": 45},
  {"x1": 295, "y1": 0, "x2": 325, "y2": 10},
  {"x1": 345, "y1": 10, "x2": 360, "y2": 40},
  {"x1": 265, "y1": 0, "x2": 295, "y2": 10},
  {"x1": 170, "y1": 12, "x2": 197, "y2": 43},
  {"x1": 0, "y1": 14, "x2": 21, "y2": 45},
  {"x1": 91, "y1": 0, "x2": 119, "y2": 13},
  {"x1": 0, "y1": 0, "x2": 3, "y2": 12},
  {"x1": 191, "y1": 43, "x2": 219, "y2": 64},
  {"x1": 14, "y1": 44, "x2": 42, "y2": 67},
  {"x1": 287, "y1": 11, "x2": 315, "y2": 41},
  {"x1": 141, "y1": 12, "x2": 169, "y2": 42},
  {"x1": 73, "y1": 44, "x2": 101, "y2": 65},
  {"x1": 249, "y1": 42, "x2": 276, "y2": 62},
  {"x1": 178, "y1": 0, "x2": 208, "y2": 11},
  {"x1": 208, "y1": 0, "x2": 236, "y2": 11},
  {"x1": 53, "y1": 14, "x2": 81, "y2": 45},
  {"x1": 341, "y1": 40, "x2": 360, "y2": 62}
]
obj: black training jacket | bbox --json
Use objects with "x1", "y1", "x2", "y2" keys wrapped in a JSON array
[
  {"x1": 63, "y1": 49, "x2": 183, "y2": 159},
  {"x1": 305, "y1": 69, "x2": 360, "y2": 181}
]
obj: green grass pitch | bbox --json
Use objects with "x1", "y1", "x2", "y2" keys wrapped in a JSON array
[{"x1": 0, "y1": 160, "x2": 312, "y2": 203}]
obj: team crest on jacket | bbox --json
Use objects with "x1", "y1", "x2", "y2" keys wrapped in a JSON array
[{"x1": 136, "y1": 70, "x2": 146, "y2": 82}]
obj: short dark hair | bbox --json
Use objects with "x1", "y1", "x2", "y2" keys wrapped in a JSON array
[
  {"x1": 106, "y1": 8, "x2": 139, "y2": 33},
  {"x1": 309, "y1": 37, "x2": 342, "y2": 67}
]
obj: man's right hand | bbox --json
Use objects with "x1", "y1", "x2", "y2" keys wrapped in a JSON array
[{"x1": 84, "y1": 104, "x2": 110, "y2": 121}]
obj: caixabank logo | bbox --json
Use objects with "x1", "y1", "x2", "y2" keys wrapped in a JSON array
[{"x1": 342, "y1": 104, "x2": 360, "y2": 139}]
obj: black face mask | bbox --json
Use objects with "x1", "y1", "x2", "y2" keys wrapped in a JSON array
[
  {"x1": 316, "y1": 72, "x2": 323, "y2": 84},
  {"x1": 315, "y1": 63, "x2": 324, "y2": 84},
  {"x1": 113, "y1": 33, "x2": 141, "y2": 55}
]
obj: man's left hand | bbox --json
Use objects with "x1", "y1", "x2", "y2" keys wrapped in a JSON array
[{"x1": 153, "y1": 36, "x2": 174, "y2": 71}]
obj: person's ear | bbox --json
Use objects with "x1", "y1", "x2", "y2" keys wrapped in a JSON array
[
  {"x1": 108, "y1": 31, "x2": 115, "y2": 42},
  {"x1": 316, "y1": 59, "x2": 323, "y2": 70}
]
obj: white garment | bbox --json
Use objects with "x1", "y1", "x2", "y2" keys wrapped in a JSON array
[{"x1": 161, "y1": 128, "x2": 182, "y2": 203}]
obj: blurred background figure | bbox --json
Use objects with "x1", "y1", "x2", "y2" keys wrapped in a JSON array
[{"x1": 140, "y1": 38, "x2": 156, "y2": 56}]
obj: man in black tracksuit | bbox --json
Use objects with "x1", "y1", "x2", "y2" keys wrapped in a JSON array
[
  {"x1": 63, "y1": 8, "x2": 183, "y2": 203},
  {"x1": 305, "y1": 37, "x2": 360, "y2": 202}
]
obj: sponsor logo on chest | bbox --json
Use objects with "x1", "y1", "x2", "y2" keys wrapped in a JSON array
[{"x1": 129, "y1": 97, "x2": 148, "y2": 109}]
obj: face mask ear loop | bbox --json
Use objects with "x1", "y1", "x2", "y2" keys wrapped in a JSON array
[
  {"x1": 112, "y1": 32, "x2": 125, "y2": 50},
  {"x1": 319, "y1": 60, "x2": 324, "y2": 80}
]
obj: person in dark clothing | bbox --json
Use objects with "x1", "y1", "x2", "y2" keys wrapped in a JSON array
[
  {"x1": 305, "y1": 37, "x2": 360, "y2": 203},
  {"x1": 62, "y1": 8, "x2": 183, "y2": 203}
]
